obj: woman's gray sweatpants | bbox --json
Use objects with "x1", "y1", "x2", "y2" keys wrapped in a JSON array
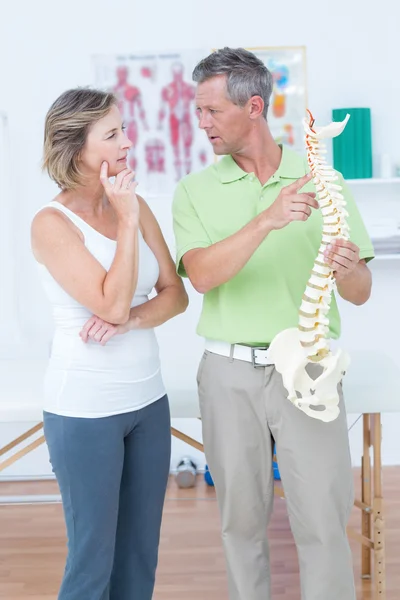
[{"x1": 43, "y1": 395, "x2": 171, "y2": 600}]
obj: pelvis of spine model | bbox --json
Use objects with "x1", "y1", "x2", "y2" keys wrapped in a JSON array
[
  {"x1": 269, "y1": 328, "x2": 350, "y2": 422},
  {"x1": 269, "y1": 111, "x2": 351, "y2": 423}
]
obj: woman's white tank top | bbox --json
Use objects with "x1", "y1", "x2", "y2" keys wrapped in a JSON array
[{"x1": 35, "y1": 201, "x2": 166, "y2": 418}]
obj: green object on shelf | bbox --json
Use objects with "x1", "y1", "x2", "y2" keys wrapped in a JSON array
[{"x1": 332, "y1": 108, "x2": 373, "y2": 179}]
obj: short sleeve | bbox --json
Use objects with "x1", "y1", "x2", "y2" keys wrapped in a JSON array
[
  {"x1": 339, "y1": 174, "x2": 375, "y2": 262},
  {"x1": 172, "y1": 181, "x2": 212, "y2": 277}
]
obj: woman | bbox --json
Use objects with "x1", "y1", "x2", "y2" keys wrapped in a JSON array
[{"x1": 31, "y1": 88, "x2": 188, "y2": 600}]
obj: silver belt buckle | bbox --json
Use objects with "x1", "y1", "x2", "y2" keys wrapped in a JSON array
[{"x1": 251, "y1": 346, "x2": 270, "y2": 368}]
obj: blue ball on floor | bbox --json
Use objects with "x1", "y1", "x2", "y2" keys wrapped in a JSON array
[
  {"x1": 273, "y1": 444, "x2": 281, "y2": 480},
  {"x1": 204, "y1": 464, "x2": 214, "y2": 486}
]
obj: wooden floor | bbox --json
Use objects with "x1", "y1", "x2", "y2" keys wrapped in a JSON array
[{"x1": 0, "y1": 467, "x2": 399, "y2": 599}]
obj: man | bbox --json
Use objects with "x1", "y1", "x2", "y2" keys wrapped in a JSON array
[{"x1": 172, "y1": 47, "x2": 374, "y2": 600}]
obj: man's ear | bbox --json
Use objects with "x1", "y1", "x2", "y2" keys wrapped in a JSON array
[{"x1": 248, "y1": 95, "x2": 265, "y2": 119}]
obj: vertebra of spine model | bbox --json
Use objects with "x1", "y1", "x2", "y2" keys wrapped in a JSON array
[
  {"x1": 299, "y1": 110, "x2": 350, "y2": 363},
  {"x1": 267, "y1": 110, "x2": 351, "y2": 423}
]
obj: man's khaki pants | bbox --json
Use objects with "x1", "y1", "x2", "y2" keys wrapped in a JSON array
[{"x1": 197, "y1": 350, "x2": 356, "y2": 600}]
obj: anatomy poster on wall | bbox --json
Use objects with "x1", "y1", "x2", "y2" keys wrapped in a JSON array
[
  {"x1": 93, "y1": 50, "x2": 214, "y2": 196},
  {"x1": 93, "y1": 47, "x2": 307, "y2": 195}
]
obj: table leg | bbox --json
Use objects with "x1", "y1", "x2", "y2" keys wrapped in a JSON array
[
  {"x1": 372, "y1": 413, "x2": 385, "y2": 599},
  {"x1": 361, "y1": 414, "x2": 372, "y2": 578}
]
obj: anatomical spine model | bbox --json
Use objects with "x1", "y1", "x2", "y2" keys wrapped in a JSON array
[{"x1": 268, "y1": 110, "x2": 351, "y2": 423}]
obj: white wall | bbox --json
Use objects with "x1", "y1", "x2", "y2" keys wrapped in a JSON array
[{"x1": 0, "y1": 0, "x2": 399, "y2": 478}]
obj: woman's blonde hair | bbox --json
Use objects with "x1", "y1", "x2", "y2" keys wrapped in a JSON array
[{"x1": 42, "y1": 88, "x2": 117, "y2": 190}]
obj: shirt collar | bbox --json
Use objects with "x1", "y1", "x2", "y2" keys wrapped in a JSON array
[
  {"x1": 275, "y1": 145, "x2": 308, "y2": 180},
  {"x1": 216, "y1": 145, "x2": 308, "y2": 184},
  {"x1": 216, "y1": 154, "x2": 248, "y2": 183}
]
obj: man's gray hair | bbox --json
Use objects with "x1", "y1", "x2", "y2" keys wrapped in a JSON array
[{"x1": 192, "y1": 47, "x2": 273, "y2": 119}]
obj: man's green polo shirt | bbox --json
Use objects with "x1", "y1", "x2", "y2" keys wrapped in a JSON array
[{"x1": 172, "y1": 146, "x2": 374, "y2": 345}]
